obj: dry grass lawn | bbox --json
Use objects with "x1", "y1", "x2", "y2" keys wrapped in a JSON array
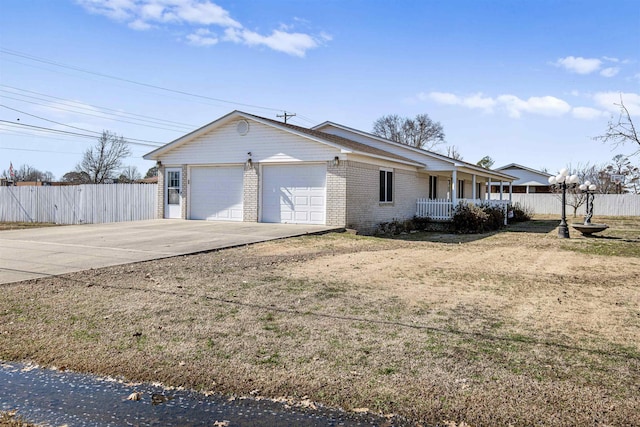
[{"x1": 1, "y1": 216, "x2": 639, "y2": 426}]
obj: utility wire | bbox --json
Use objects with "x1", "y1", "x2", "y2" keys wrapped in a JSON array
[
  {"x1": 0, "y1": 84, "x2": 197, "y2": 129},
  {"x1": 1, "y1": 49, "x2": 285, "y2": 114},
  {"x1": 0, "y1": 121, "x2": 162, "y2": 147}
]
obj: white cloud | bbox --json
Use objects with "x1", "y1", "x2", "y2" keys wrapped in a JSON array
[
  {"x1": 129, "y1": 19, "x2": 154, "y2": 30},
  {"x1": 554, "y1": 56, "x2": 602, "y2": 74},
  {"x1": 426, "y1": 92, "x2": 570, "y2": 118},
  {"x1": 422, "y1": 92, "x2": 495, "y2": 112},
  {"x1": 425, "y1": 91, "x2": 461, "y2": 105},
  {"x1": 186, "y1": 28, "x2": 218, "y2": 46},
  {"x1": 75, "y1": 0, "x2": 327, "y2": 56},
  {"x1": 232, "y1": 29, "x2": 319, "y2": 57},
  {"x1": 593, "y1": 92, "x2": 640, "y2": 116},
  {"x1": 600, "y1": 67, "x2": 620, "y2": 77},
  {"x1": 572, "y1": 107, "x2": 607, "y2": 120}
]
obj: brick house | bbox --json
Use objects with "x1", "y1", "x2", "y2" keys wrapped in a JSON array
[{"x1": 144, "y1": 111, "x2": 515, "y2": 233}]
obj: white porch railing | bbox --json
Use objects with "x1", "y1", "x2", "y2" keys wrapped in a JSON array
[{"x1": 416, "y1": 198, "x2": 510, "y2": 220}]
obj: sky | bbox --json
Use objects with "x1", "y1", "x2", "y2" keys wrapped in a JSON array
[{"x1": 1, "y1": 0, "x2": 639, "y2": 181}]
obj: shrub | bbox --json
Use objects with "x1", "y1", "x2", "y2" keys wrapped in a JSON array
[
  {"x1": 509, "y1": 202, "x2": 533, "y2": 223},
  {"x1": 375, "y1": 216, "x2": 432, "y2": 236},
  {"x1": 452, "y1": 202, "x2": 506, "y2": 234}
]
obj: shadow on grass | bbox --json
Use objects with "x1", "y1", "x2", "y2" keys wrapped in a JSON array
[
  {"x1": 7, "y1": 272, "x2": 637, "y2": 363},
  {"x1": 383, "y1": 219, "x2": 558, "y2": 243},
  {"x1": 505, "y1": 219, "x2": 558, "y2": 234}
]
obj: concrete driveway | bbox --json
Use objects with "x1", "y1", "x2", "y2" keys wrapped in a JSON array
[{"x1": 0, "y1": 220, "x2": 340, "y2": 285}]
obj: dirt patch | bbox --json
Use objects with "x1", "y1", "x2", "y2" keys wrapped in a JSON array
[{"x1": 1, "y1": 218, "x2": 639, "y2": 426}]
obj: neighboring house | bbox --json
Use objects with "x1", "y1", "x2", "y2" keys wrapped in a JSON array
[
  {"x1": 489, "y1": 163, "x2": 553, "y2": 194},
  {"x1": 143, "y1": 111, "x2": 515, "y2": 233}
]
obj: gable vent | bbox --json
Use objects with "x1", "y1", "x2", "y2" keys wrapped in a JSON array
[{"x1": 237, "y1": 119, "x2": 250, "y2": 136}]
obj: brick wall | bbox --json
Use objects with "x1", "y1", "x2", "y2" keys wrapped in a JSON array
[
  {"x1": 157, "y1": 165, "x2": 165, "y2": 218},
  {"x1": 181, "y1": 164, "x2": 188, "y2": 219},
  {"x1": 346, "y1": 161, "x2": 428, "y2": 234},
  {"x1": 326, "y1": 160, "x2": 346, "y2": 227},
  {"x1": 243, "y1": 163, "x2": 259, "y2": 222}
]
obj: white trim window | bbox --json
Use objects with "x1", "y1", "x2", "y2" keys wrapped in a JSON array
[
  {"x1": 379, "y1": 168, "x2": 393, "y2": 203},
  {"x1": 429, "y1": 176, "x2": 437, "y2": 199}
]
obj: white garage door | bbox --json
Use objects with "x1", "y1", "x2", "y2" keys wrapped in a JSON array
[
  {"x1": 190, "y1": 166, "x2": 244, "y2": 221},
  {"x1": 262, "y1": 164, "x2": 326, "y2": 225}
]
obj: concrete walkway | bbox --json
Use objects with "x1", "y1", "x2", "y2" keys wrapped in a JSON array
[{"x1": 0, "y1": 220, "x2": 340, "y2": 284}]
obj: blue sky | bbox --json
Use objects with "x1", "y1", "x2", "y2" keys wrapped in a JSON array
[{"x1": 1, "y1": 0, "x2": 639, "y2": 180}]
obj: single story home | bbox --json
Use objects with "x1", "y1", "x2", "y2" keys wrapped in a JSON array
[
  {"x1": 489, "y1": 163, "x2": 553, "y2": 194},
  {"x1": 143, "y1": 111, "x2": 515, "y2": 233}
]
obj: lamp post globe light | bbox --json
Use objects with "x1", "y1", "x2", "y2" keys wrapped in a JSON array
[{"x1": 548, "y1": 168, "x2": 580, "y2": 238}]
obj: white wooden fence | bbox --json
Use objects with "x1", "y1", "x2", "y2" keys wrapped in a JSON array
[
  {"x1": 490, "y1": 193, "x2": 640, "y2": 216},
  {"x1": 416, "y1": 198, "x2": 510, "y2": 220},
  {"x1": 0, "y1": 184, "x2": 158, "y2": 224}
]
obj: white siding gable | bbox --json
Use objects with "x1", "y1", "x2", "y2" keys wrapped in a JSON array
[
  {"x1": 317, "y1": 124, "x2": 454, "y2": 171},
  {"x1": 500, "y1": 167, "x2": 550, "y2": 186},
  {"x1": 159, "y1": 119, "x2": 339, "y2": 165}
]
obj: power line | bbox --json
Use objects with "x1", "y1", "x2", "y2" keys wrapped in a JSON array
[
  {"x1": 1, "y1": 48, "x2": 285, "y2": 114},
  {"x1": 0, "y1": 95, "x2": 191, "y2": 133},
  {"x1": 1, "y1": 104, "x2": 102, "y2": 135},
  {"x1": 0, "y1": 105, "x2": 167, "y2": 144},
  {"x1": 0, "y1": 84, "x2": 197, "y2": 129},
  {"x1": 0, "y1": 121, "x2": 162, "y2": 147}
]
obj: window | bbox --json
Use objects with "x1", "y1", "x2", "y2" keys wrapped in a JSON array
[
  {"x1": 457, "y1": 179, "x2": 465, "y2": 199},
  {"x1": 379, "y1": 169, "x2": 393, "y2": 203},
  {"x1": 429, "y1": 176, "x2": 437, "y2": 199},
  {"x1": 476, "y1": 183, "x2": 483, "y2": 199}
]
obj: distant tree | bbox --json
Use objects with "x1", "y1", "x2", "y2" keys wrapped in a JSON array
[
  {"x1": 145, "y1": 165, "x2": 158, "y2": 178},
  {"x1": 76, "y1": 131, "x2": 131, "y2": 183},
  {"x1": 118, "y1": 166, "x2": 142, "y2": 183},
  {"x1": 603, "y1": 154, "x2": 640, "y2": 194},
  {"x1": 444, "y1": 145, "x2": 463, "y2": 160},
  {"x1": 61, "y1": 171, "x2": 92, "y2": 184},
  {"x1": 1, "y1": 164, "x2": 54, "y2": 182},
  {"x1": 477, "y1": 156, "x2": 495, "y2": 169},
  {"x1": 594, "y1": 95, "x2": 639, "y2": 156},
  {"x1": 372, "y1": 113, "x2": 445, "y2": 150}
]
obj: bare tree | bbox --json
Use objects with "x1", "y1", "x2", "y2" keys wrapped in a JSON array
[
  {"x1": 372, "y1": 113, "x2": 445, "y2": 150},
  {"x1": 477, "y1": 155, "x2": 495, "y2": 169},
  {"x1": 118, "y1": 165, "x2": 142, "y2": 183},
  {"x1": 603, "y1": 154, "x2": 640, "y2": 194},
  {"x1": 444, "y1": 145, "x2": 463, "y2": 160},
  {"x1": 594, "y1": 95, "x2": 639, "y2": 156},
  {"x1": 77, "y1": 131, "x2": 131, "y2": 183},
  {"x1": 1, "y1": 164, "x2": 55, "y2": 182}
]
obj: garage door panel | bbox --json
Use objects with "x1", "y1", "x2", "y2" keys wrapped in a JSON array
[
  {"x1": 262, "y1": 165, "x2": 326, "y2": 225},
  {"x1": 190, "y1": 167, "x2": 244, "y2": 221}
]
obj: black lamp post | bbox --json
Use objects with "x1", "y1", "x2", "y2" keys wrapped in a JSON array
[{"x1": 548, "y1": 168, "x2": 580, "y2": 238}]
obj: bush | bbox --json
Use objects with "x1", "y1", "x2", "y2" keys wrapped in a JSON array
[
  {"x1": 375, "y1": 216, "x2": 432, "y2": 236},
  {"x1": 451, "y1": 202, "x2": 506, "y2": 234},
  {"x1": 509, "y1": 202, "x2": 533, "y2": 223}
]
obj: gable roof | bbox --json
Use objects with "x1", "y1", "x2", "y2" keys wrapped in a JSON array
[
  {"x1": 495, "y1": 163, "x2": 553, "y2": 177},
  {"x1": 313, "y1": 121, "x2": 516, "y2": 181},
  {"x1": 144, "y1": 110, "x2": 423, "y2": 167}
]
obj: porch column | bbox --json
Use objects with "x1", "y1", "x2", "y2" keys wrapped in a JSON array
[
  {"x1": 499, "y1": 180, "x2": 504, "y2": 200},
  {"x1": 509, "y1": 182, "x2": 513, "y2": 203},
  {"x1": 451, "y1": 169, "x2": 458, "y2": 206},
  {"x1": 472, "y1": 174, "x2": 477, "y2": 200}
]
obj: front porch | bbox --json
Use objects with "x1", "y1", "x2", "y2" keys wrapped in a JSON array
[{"x1": 416, "y1": 198, "x2": 511, "y2": 221}]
